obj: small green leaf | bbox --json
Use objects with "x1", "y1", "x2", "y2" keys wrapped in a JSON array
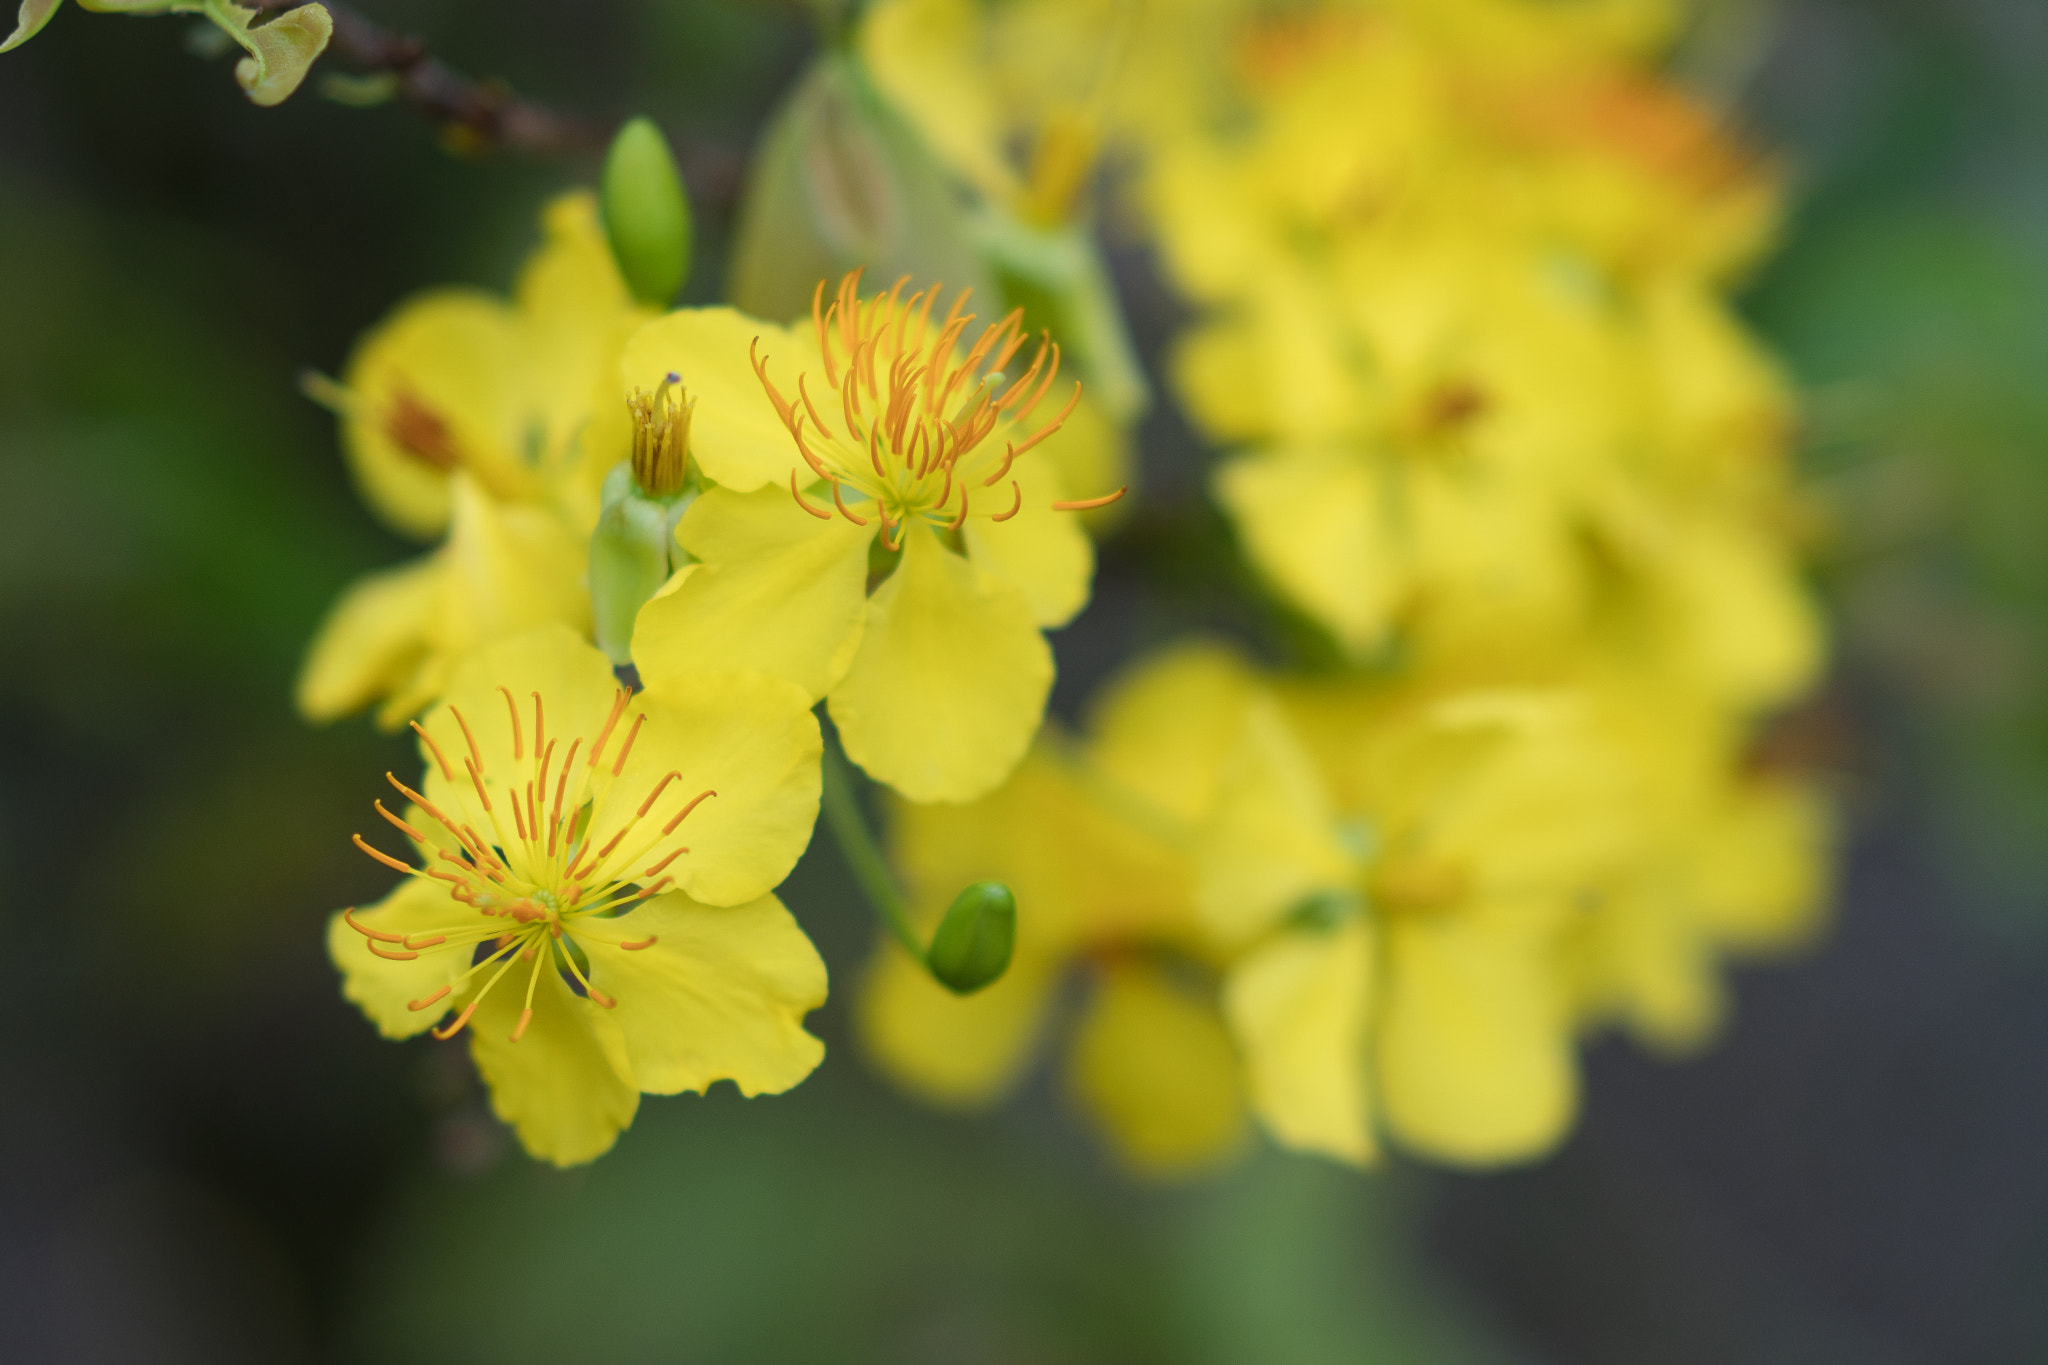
[
  {"x1": 925, "y1": 880, "x2": 1017, "y2": 995},
  {"x1": 201, "y1": 0, "x2": 331, "y2": 107},
  {"x1": 2, "y1": 0, "x2": 65, "y2": 53},
  {"x1": 602, "y1": 117, "x2": 693, "y2": 308}
]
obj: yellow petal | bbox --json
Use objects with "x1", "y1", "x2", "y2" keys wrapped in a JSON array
[
  {"x1": 340, "y1": 289, "x2": 531, "y2": 541},
  {"x1": 1688, "y1": 778, "x2": 1831, "y2": 948},
  {"x1": 602, "y1": 672, "x2": 821, "y2": 907},
  {"x1": 859, "y1": 0, "x2": 1021, "y2": 205},
  {"x1": 617, "y1": 308, "x2": 823, "y2": 493},
  {"x1": 1661, "y1": 517, "x2": 1823, "y2": 709},
  {"x1": 416, "y1": 622, "x2": 621, "y2": 818},
  {"x1": 1066, "y1": 961, "x2": 1246, "y2": 1177},
  {"x1": 830, "y1": 522, "x2": 1052, "y2": 803},
  {"x1": 634, "y1": 485, "x2": 872, "y2": 701},
  {"x1": 375, "y1": 476, "x2": 590, "y2": 732},
  {"x1": 585, "y1": 890, "x2": 827, "y2": 1098},
  {"x1": 1376, "y1": 900, "x2": 1577, "y2": 1166},
  {"x1": 296, "y1": 554, "x2": 442, "y2": 724},
  {"x1": 326, "y1": 878, "x2": 478, "y2": 1041},
  {"x1": 1213, "y1": 446, "x2": 1404, "y2": 657},
  {"x1": 468, "y1": 955, "x2": 639, "y2": 1167},
  {"x1": 1083, "y1": 640, "x2": 1256, "y2": 827},
  {"x1": 517, "y1": 191, "x2": 650, "y2": 490},
  {"x1": 1223, "y1": 918, "x2": 1377, "y2": 1166},
  {"x1": 855, "y1": 941, "x2": 1058, "y2": 1106},
  {"x1": 962, "y1": 464, "x2": 1093, "y2": 628},
  {"x1": 1194, "y1": 693, "x2": 1357, "y2": 947}
]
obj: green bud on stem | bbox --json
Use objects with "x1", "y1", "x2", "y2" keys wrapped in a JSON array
[
  {"x1": 925, "y1": 880, "x2": 1017, "y2": 995},
  {"x1": 602, "y1": 116, "x2": 692, "y2": 308}
]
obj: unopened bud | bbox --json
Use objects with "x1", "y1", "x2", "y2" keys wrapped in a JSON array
[
  {"x1": 628, "y1": 372, "x2": 694, "y2": 498},
  {"x1": 925, "y1": 880, "x2": 1016, "y2": 995},
  {"x1": 603, "y1": 117, "x2": 692, "y2": 308}
]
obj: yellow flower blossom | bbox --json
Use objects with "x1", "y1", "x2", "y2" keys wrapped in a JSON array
[
  {"x1": 1169, "y1": 649, "x2": 1638, "y2": 1168},
  {"x1": 328, "y1": 625, "x2": 828, "y2": 1166},
  {"x1": 631, "y1": 271, "x2": 1124, "y2": 803},
  {"x1": 298, "y1": 193, "x2": 651, "y2": 727},
  {"x1": 857, "y1": 657, "x2": 1246, "y2": 1176}
]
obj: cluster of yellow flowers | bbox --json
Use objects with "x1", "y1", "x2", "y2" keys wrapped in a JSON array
[{"x1": 306, "y1": 0, "x2": 1830, "y2": 1174}]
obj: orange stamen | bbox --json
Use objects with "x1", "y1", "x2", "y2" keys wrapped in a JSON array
[
  {"x1": 637, "y1": 770, "x2": 682, "y2": 818},
  {"x1": 830, "y1": 478, "x2": 868, "y2": 526},
  {"x1": 791, "y1": 469, "x2": 832, "y2": 519},
  {"x1": 342, "y1": 907, "x2": 406, "y2": 943},
  {"x1": 509, "y1": 1008, "x2": 534, "y2": 1043},
  {"x1": 611, "y1": 713, "x2": 645, "y2": 777},
  {"x1": 621, "y1": 935, "x2": 658, "y2": 951},
  {"x1": 588, "y1": 687, "x2": 630, "y2": 769},
  {"x1": 498, "y1": 685, "x2": 523, "y2": 760},
  {"x1": 991, "y1": 480, "x2": 1023, "y2": 522},
  {"x1": 374, "y1": 800, "x2": 429, "y2": 845},
  {"x1": 410, "y1": 720, "x2": 455, "y2": 783},
  {"x1": 352, "y1": 833, "x2": 414, "y2": 876},
  {"x1": 367, "y1": 941, "x2": 418, "y2": 961},
  {"x1": 1052, "y1": 486, "x2": 1128, "y2": 512},
  {"x1": 431, "y1": 999, "x2": 480, "y2": 1040},
  {"x1": 407, "y1": 985, "x2": 451, "y2": 1013},
  {"x1": 662, "y1": 788, "x2": 716, "y2": 834},
  {"x1": 448, "y1": 704, "x2": 486, "y2": 774},
  {"x1": 642, "y1": 846, "x2": 687, "y2": 878}
]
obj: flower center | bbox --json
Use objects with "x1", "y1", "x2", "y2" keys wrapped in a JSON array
[
  {"x1": 628, "y1": 371, "x2": 695, "y2": 497},
  {"x1": 344, "y1": 683, "x2": 716, "y2": 1043},
  {"x1": 754, "y1": 270, "x2": 1119, "y2": 546}
]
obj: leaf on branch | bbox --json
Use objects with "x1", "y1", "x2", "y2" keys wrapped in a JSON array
[
  {"x1": 205, "y1": 0, "x2": 332, "y2": 107},
  {"x1": 2, "y1": 0, "x2": 65, "y2": 53}
]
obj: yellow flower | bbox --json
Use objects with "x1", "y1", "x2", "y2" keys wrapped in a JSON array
[
  {"x1": 857, "y1": 649, "x2": 1250, "y2": 1177},
  {"x1": 631, "y1": 272, "x2": 1124, "y2": 803},
  {"x1": 298, "y1": 193, "x2": 651, "y2": 728},
  {"x1": 1183, "y1": 654, "x2": 1637, "y2": 1168},
  {"x1": 328, "y1": 625, "x2": 827, "y2": 1166}
]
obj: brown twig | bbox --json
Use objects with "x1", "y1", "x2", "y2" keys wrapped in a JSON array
[{"x1": 252, "y1": 0, "x2": 601, "y2": 156}]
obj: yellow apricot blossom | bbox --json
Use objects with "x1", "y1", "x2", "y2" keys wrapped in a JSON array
[
  {"x1": 858, "y1": 654, "x2": 1247, "y2": 1176},
  {"x1": 297, "y1": 193, "x2": 651, "y2": 729},
  {"x1": 632, "y1": 271, "x2": 1125, "y2": 803},
  {"x1": 328, "y1": 626, "x2": 827, "y2": 1166}
]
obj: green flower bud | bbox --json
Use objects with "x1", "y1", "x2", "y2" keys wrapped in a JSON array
[
  {"x1": 925, "y1": 880, "x2": 1016, "y2": 995},
  {"x1": 1, "y1": 0, "x2": 63, "y2": 55},
  {"x1": 602, "y1": 117, "x2": 693, "y2": 308}
]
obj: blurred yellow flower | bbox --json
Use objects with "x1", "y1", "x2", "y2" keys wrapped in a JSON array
[
  {"x1": 297, "y1": 193, "x2": 650, "y2": 728},
  {"x1": 631, "y1": 271, "x2": 1123, "y2": 802},
  {"x1": 329, "y1": 625, "x2": 828, "y2": 1166},
  {"x1": 858, "y1": 647, "x2": 1249, "y2": 1177}
]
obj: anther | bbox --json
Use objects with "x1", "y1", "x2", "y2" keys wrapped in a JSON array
[
  {"x1": 353, "y1": 833, "x2": 414, "y2": 876},
  {"x1": 611, "y1": 713, "x2": 646, "y2": 777},
  {"x1": 661, "y1": 788, "x2": 716, "y2": 834},
  {"x1": 1052, "y1": 486, "x2": 1128, "y2": 512},
  {"x1": 367, "y1": 942, "x2": 419, "y2": 961},
  {"x1": 509, "y1": 1008, "x2": 534, "y2": 1043},
  {"x1": 791, "y1": 469, "x2": 832, "y2": 519},
  {"x1": 408, "y1": 985, "x2": 452, "y2": 1013},
  {"x1": 449, "y1": 704, "x2": 486, "y2": 774},
  {"x1": 642, "y1": 846, "x2": 687, "y2": 877},
  {"x1": 621, "y1": 935, "x2": 658, "y2": 951},
  {"x1": 342, "y1": 907, "x2": 407, "y2": 943},
  {"x1": 375, "y1": 800, "x2": 430, "y2": 845},
  {"x1": 410, "y1": 721, "x2": 456, "y2": 783},
  {"x1": 531, "y1": 693, "x2": 547, "y2": 770},
  {"x1": 991, "y1": 480, "x2": 1023, "y2": 522},
  {"x1": 431, "y1": 999, "x2": 480, "y2": 1040},
  {"x1": 404, "y1": 933, "x2": 447, "y2": 949},
  {"x1": 588, "y1": 687, "x2": 631, "y2": 769},
  {"x1": 498, "y1": 685, "x2": 524, "y2": 760},
  {"x1": 587, "y1": 988, "x2": 618, "y2": 1009},
  {"x1": 637, "y1": 770, "x2": 683, "y2": 818}
]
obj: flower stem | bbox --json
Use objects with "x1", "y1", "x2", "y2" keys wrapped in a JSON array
[{"x1": 820, "y1": 732, "x2": 923, "y2": 961}]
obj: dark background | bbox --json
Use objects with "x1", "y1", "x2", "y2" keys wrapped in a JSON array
[{"x1": 3, "y1": 1, "x2": 2047, "y2": 1360}]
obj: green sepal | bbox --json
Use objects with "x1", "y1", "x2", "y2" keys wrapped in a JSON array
[
  {"x1": 924, "y1": 880, "x2": 1017, "y2": 995},
  {"x1": 976, "y1": 207, "x2": 1149, "y2": 424},
  {"x1": 1, "y1": 0, "x2": 64, "y2": 54},
  {"x1": 602, "y1": 117, "x2": 693, "y2": 309},
  {"x1": 728, "y1": 49, "x2": 994, "y2": 325},
  {"x1": 589, "y1": 462, "x2": 693, "y2": 666}
]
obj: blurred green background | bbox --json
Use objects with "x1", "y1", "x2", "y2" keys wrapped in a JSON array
[{"x1": 4, "y1": 1, "x2": 2048, "y2": 1360}]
